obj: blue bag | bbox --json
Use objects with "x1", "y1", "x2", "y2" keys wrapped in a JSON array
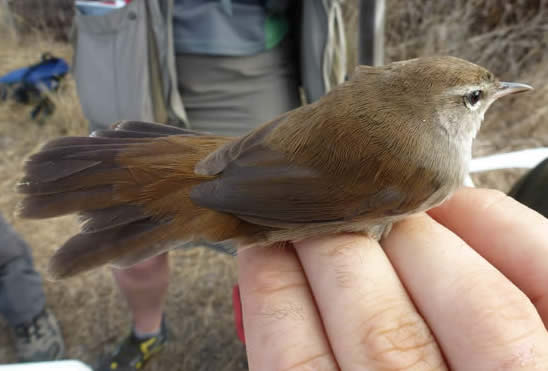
[{"x1": 0, "y1": 53, "x2": 69, "y2": 121}]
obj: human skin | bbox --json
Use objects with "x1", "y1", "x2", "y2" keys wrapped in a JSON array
[{"x1": 238, "y1": 188, "x2": 548, "y2": 370}]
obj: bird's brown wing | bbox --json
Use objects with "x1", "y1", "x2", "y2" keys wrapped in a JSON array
[{"x1": 190, "y1": 116, "x2": 411, "y2": 227}]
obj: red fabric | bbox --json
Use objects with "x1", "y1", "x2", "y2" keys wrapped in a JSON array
[{"x1": 232, "y1": 284, "x2": 246, "y2": 344}]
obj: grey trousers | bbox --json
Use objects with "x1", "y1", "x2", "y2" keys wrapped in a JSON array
[
  {"x1": 0, "y1": 214, "x2": 46, "y2": 326},
  {"x1": 88, "y1": 39, "x2": 300, "y2": 135},
  {"x1": 176, "y1": 38, "x2": 301, "y2": 136}
]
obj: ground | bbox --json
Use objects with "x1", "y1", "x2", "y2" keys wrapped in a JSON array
[{"x1": 0, "y1": 1, "x2": 547, "y2": 370}]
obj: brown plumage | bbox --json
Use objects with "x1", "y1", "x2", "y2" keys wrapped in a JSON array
[{"x1": 16, "y1": 56, "x2": 532, "y2": 278}]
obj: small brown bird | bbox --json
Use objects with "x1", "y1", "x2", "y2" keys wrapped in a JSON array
[{"x1": 17, "y1": 56, "x2": 531, "y2": 278}]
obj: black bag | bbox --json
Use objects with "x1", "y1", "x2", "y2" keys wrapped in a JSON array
[{"x1": 509, "y1": 158, "x2": 548, "y2": 217}]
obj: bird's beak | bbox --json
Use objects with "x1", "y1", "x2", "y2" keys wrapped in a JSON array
[{"x1": 493, "y1": 82, "x2": 533, "y2": 100}]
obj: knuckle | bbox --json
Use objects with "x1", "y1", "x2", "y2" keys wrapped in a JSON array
[
  {"x1": 326, "y1": 236, "x2": 367, "y2": 258},
  {"x1": 478, "y1": 189, "x2": 511, "y2": 213},
  {"x1": 258, "y1": 301, "x2": 305, "y2": 322},
  {"x1": 250, "y1": 267, "x2": 308, "y2": 322},
  {"x1": 280, "y1": 352, "x2": 338, "y2": 371},
  {"x1": 252, "y1": 267, "x2": 307, "y2": 296},
  {"x1": 451, "y1": 271, "x2": 542, "y2": 348},
  {"x1": 359, "y1": 301, "x2": 443, "y2": 370},
  {"x1": 325, "y1": 236, "x2": 371, "y2": 289},
  {"x1": 493, "y1": 344, "x2": 541, "y2": 371},
  {"x1": 394, "y1": 214, "x2": 437, "y2": 240},
  {"x1": 241, "y1": 247, "x2": 315, "y2": 329},
  {"x1": 334, "y1": 265, "x2": 357, "y2": 289}
]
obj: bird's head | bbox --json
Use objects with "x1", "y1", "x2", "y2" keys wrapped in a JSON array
[{"x1": 354, "y1": 56, "x2": 532, "y2": 142}]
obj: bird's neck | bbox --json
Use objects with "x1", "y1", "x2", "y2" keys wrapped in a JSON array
[{"x1": 424, "y1": 124, "x2": 473, "y2": 188}]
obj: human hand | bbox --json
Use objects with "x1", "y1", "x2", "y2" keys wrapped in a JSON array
[{"x1": 237, "y1": 188, "x2": 548, "y2": 370}]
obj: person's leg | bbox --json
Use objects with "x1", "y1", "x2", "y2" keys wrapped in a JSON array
[
  {"x1": 0, "y1": 215, "x2": 45, "y2": 326},
  {"x1": 112, "y1": 253, "x2": 170, "y2": 335},
  {"x1": 96, "y1": 254, "x2": 170, "y2": 371},
  {"x1": 0, "y1": 214, "x2": 64, "y2": 362},
  {"x1": 0, "y1": 255, "x2": 45, "y2": 327}
]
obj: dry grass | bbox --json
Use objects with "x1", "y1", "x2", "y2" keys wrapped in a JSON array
[
  {"x1": 386, "y1": 0, "x2": 548, "y2": 74},
  {"x1": 6, "y1": 0, "x2": 74, "y2": 41},
  {"x1": 0, "y1": 1, "x2": 547, "y2": 370},
  {"x1": 385, "y1": 0, "x2": 548, "y2": 190}
]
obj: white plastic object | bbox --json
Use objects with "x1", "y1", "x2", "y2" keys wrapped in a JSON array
[
  {"x1": 466, "y1": 147, "x2": 548, "y2": 187},
  {"x1": 0, "y1": 360, "x2": 92, "y2": 371}
]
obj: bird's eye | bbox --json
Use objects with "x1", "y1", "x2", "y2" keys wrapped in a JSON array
[{"x1": 464, "y1": 90, "x2": 482, "y2": 109}]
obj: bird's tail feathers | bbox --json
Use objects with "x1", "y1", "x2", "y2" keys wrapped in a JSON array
[{"x1": 17, "y1": 121, "x2": 235, "y2": 278}]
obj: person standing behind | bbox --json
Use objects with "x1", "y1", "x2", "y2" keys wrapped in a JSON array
[
  {"x1": 71, "y1": 1, "x2": 353, "y2": 369},
  {"x1": 96, "y1": 3, "x2": 301, "y2": 370},
  {"x1": 0, "y1": 213, "x2": 64, "y2": 362}
]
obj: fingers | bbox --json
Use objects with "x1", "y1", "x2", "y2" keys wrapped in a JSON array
[
  {"x1": 238, "y1": 187, "x2": 548, "y2": 371},
  {"x1": 237, "y1": 244, "x2": 339, "y2": 371},
  {"x1": 429, "y1": 188, "x2": 548, "y2": 325},
  {"x1": 384, "y1": 213, "x2": 548, "y2": 370},
  {"x1": 295, "y1": 234, "x2": 447, "y2": 371}
]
